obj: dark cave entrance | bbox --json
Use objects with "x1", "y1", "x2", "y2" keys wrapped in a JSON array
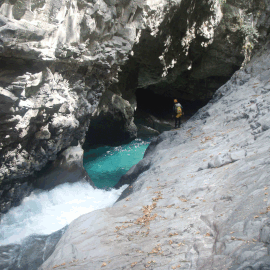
[{"x1": 135, "y1": 88, "x2": 210, "y2": 125}]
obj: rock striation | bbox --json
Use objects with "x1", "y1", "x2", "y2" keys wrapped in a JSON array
[{"x1": 40, "y1": 38, "x2": 270, "y2": 269}]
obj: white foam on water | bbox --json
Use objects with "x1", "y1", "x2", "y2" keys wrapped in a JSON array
[{"x1": 0, "y1": 181, "x2": 128, "y2": 245}]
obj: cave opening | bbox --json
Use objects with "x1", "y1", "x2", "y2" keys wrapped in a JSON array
[{"x1": 135, "y1": 88, "x2": 211, "y2": 125}]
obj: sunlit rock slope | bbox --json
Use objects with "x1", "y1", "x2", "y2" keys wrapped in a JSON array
[{"x1": 40, "y1": 39, "x2": 270, "y2": 269}]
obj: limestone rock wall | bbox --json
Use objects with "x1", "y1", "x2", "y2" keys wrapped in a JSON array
[
  {"x1": 112, "y1": 0, "x2": 270, "y2": 102},
  {"x1": 0, "y1": 0, "x2": 145, "y2": 188}
]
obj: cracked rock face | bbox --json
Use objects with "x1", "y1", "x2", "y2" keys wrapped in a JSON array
[
  {"x1": 0, "y1": 0, "x2": 146, "y2": 190},
  {"x1": 40, "y1": 38, "x2": 270, "y2": 270},
  {"x1": 84, "y1": 89, "x2": 137, "y2": 147},
  {"x1": 112, "y1": 0, "x2": 270, "y2": 103}
]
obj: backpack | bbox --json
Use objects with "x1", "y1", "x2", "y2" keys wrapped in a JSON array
[{"x1": 175, "y1": 104, "x2": 182, "y2": 118}]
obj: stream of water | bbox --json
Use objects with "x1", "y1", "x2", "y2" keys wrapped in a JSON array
[
  {"x1": 83, "y1": 138, "x2": 151, "y2": 188},
  {"x1": 0, "y1": 138, "x2": 151, "y2": 246}
]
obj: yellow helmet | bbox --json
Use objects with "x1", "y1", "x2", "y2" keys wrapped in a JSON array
[{"x1": 174, "y1": 99, "x2": 178, "y2": 103}]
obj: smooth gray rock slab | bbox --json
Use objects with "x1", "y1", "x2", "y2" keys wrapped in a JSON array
[
  {"x1": 230, "y1": 150, "x2": 246, "y2": 161},
  {"x1": 0, "y1": 226, "x2": 67, "y2": 270},
  {"x1": 40, "y1": 40, "x2": 270, "y2": 270}
]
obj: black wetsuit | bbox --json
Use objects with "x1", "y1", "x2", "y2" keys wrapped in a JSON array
[{"x1": 173, "y1": 103, "x2": 182, "y2": 128}]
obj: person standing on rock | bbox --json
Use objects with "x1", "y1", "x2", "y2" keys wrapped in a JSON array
[{"x1": 173, "y1": 99, "x2": 183, "y2": 128}]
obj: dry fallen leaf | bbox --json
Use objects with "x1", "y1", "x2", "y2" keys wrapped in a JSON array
[
  {"x1": 126, "y1": 197, "x2": 130, "y2": 201},
  {"x1": 264, "y1": 187, "x2": 268, "y2": 190},
  {"x1": 53, "y1": 262, "x2": 66, "y2": 269},
  {"x1": 101, "y1": 262, "x2": 107, "y2": 267},
  {"x1": 254, "y1": 215, "x2": 259, "y2": 219},
  {"x1": 149, "y1": 245, "x2": 162, "y2": 254},
  {"x1": 131, "y1": 262, "x2": 137, "y2": 267},
  {"x1": 205, "y1": 232, "x2": 211, "y2": 237}
]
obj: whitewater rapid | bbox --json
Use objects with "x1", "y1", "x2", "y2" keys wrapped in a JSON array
[{"x1": 0, "y1": 181, "x2": 128, "y2": 246}]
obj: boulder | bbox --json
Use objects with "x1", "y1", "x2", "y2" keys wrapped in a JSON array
[
  {"x1": 134, "y1": 110, "x2": 173, "y2": 134},
  {"x1": 136, "y1": 124, "x2": 160, "y2": 137},
  {"x1": 33, "y1": 145, "x2": 94, "y2": 190},
  {"x1": 84, "y1": 90, "x2": 137, "y2": 147},
  {"x1": 0, "y1": 145, "x2": 94, "y2": 218}
]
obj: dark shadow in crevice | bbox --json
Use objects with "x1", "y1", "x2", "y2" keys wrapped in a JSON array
[{"x1": 135, "y1": 88, "x2": 210, "y2": 125}]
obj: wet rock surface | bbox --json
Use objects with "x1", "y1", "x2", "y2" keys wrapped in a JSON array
[
  {"x1": 0, "y1": 226, "x2": 67, "y2": 270},
  {"x1": 32, "y1": 145, "x2": 94, "y2": 190},
  {"x1": 40, "y1": 40, "x2": 270, "y2": 270},
  {"x1": 0, "y1": 181, "x2": 34, "y2": 215},
  {"x1": 0, "y1": 145, "x2": 93, "y2": 217}
]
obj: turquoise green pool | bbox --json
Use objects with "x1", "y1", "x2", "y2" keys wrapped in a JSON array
[{"x1": 83, "y1": 138, "x2": 151, "y2": 189}]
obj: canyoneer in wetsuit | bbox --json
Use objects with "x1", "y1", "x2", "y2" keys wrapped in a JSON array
[{"x1": 173, "y1": 99, "x2": 183, "y2": 128}]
